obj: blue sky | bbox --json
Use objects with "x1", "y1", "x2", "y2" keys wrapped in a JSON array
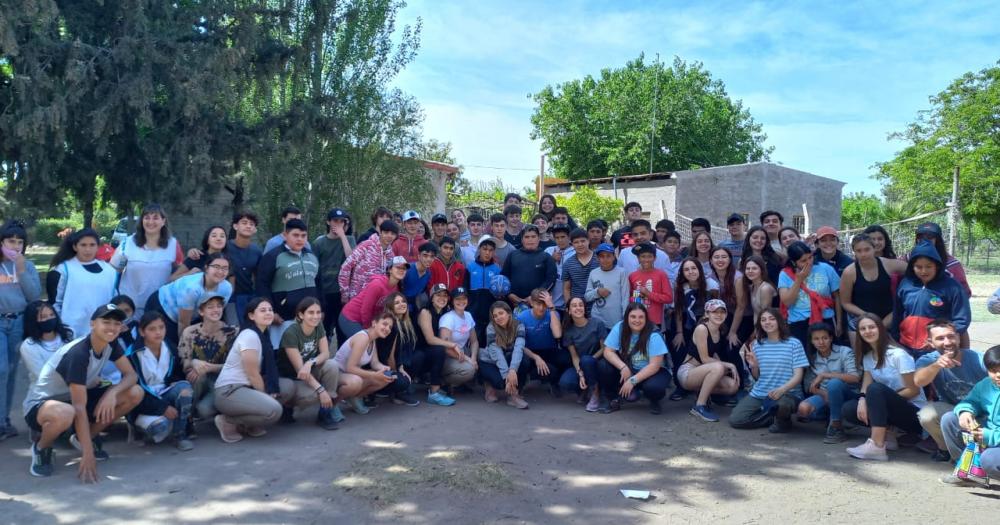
[{"x1": 394, "y1": 1, "x2": 999, "y2": 196}]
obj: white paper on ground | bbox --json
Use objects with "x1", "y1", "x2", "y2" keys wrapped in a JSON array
[{"x1": 619, "y1": 489, "x2": 651, "y2": 500}]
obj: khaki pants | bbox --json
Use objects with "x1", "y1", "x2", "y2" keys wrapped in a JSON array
[
  {"x1": 918, "y1": 401, "x2": 954, "y2": 450},
  {"x1": 214, "y1": 384, "x2": 282, "y2": 428},
  {"x1": 278, "y1": 361, "x2": 341, "y2": 407},
  {"x1": 442, "y1": 356, "x2": 476, "y2": 386}
]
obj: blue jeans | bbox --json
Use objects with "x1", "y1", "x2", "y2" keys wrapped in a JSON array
[
  {"x1": 826, "y1": 378, "x2": 859, "y2": 424},
  {"x1": 0, "y1": 313, "x2": 24, "y2": 426},
  {"x1": 558, "y1": 354, "x2": 599, "y2": 392},
  {"x1": 161, "y1": 381, "x2": 193, "y2": 438}
]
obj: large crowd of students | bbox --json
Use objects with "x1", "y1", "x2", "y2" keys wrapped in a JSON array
[{"x1": 1, "y1": 194, "x2": 998, "y2": 486}]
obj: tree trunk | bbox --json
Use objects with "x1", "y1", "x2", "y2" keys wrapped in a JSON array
[{"x1": 82, "y1": 194, "x2": 95, "y2": 230}]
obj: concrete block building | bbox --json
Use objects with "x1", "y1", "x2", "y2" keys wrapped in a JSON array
[{"x1": 545, "y1": 162, "x2": 845, "y2": 239}]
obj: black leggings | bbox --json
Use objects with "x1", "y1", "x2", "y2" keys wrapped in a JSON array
[
  {"x1": 409, "y1": 345, "x2": 446, "y2": 386},
  {"x1": 596, "y1": 359, "x2": 671, "y2": 402},
  {"x1": 531, "y1": 348, "x2": 573, "y2": 386},
  {"x1": 842, "y1": 382, "x2": 921, "y2": 434}
]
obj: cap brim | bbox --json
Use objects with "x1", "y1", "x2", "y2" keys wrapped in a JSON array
[{"x1": 95, "y1": 310, "x2": 128, "y2": 322}]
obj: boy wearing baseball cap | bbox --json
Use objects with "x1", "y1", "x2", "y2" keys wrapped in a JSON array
[
  {"x1": 584, "y1": 243, "x2": 630, "y2": 329},
  {"x1": 24, "y1": 304, "x2": 145, "y2": 480}
]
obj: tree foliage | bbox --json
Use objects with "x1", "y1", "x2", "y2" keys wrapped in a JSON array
[
  {"x1": 559, "y1": 186, "x2": 622, "y2": 227},
  {"x1": 841, "y1": 192, "x2": 886, "y2": 229},
  {"x1": 876, "y1": 62, "x2": 1000, "y2": 229},
  {"x1": 530, "y1": 55, "x2": 771, "y2": 181}
]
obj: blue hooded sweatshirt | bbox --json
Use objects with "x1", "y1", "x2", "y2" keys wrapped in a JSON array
[
  {"x1": 954, "y1": 376, "x2": 1000, "y2": 448},
  {"x1": 893, "y1": 241, "x2": 970, "y2": 351}
]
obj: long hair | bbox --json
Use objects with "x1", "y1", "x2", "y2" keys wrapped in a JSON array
[
  {"x1": 134, "y1": 203, "x2": 171, "y2": 249},
  {"x1": 50, "y1": 227, "x2": 100, "y2": 268},
  {"x1": 562, "y1": 296, "x2": 587, "y2": 331},
  {"x1": 200, "y1": 225, "x2": 229, "y2": 253},
  {"x1": 741, "y1": 226, "x2": 783, "y2": 267},
  {"x1": 537, "y1": 194, "x2": 558, "y2": 219},
  {"x1": 23, "y1": 300, "x2": 74, "y2": 342},
  {"x1": 618, "y1": 303, "x2": 654, "y2": 365},
  {"x1": 853, "y1": 312, "x2": 889, "y2": 371},
  {"x1": 755, "y1": 307, "x2": 791, "y2": 342},
  {"x1": 863, "y1": 225, "x2": 896, "y2": 258},
  {"x1": 688, "y1": 231, "x2": 715, "y2": 259},
  {"x1": 673, "y1": 257, "x2": 709, "y2": 314},
  {"x1": 0, "y1": 220, "x2": 28, "y2": 256},
  {"x1": 740, "y1": 255, "x2": 773, "y2": 311},
  {"x1": 784, "y1": 241, "x2": 812, "y2": 270},
  {"x1": 382, "y1": 292, "x2": 416, "y2": 343},
  {"x1": 710, "y1": 247, "x2": 736, "y2": 307},
  {"x1": 489, "y1": 301, "x2": 520, "y2": 350}
]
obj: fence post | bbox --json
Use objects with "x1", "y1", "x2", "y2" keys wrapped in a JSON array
[{"x1": 948, "y1": 166, "x2": 960, "y2": 256}]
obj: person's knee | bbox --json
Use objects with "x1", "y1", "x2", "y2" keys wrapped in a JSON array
[
  {"x1": 42, "y1": 403, "x2": 76, "y2": 431},
  {"x1": 338, "y1": 375, "x2": 363, "y2": 397},
  {"x1": 826, "y1": 378, "x2": 846, "y2": 392},
  {"x1": 797, "y1": 402, "x2": 814, "y2": 418},
  {"x1": 123, "y1": 385, "x2": 145, "y2": 408},
  {"x1": 917, "y1": 404, "x2": 940, "y2": 427},
  {"x1": 866, "y1": 381, "x2": 891, "y2": 398}
]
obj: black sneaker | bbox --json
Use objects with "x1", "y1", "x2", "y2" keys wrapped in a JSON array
[
  {"x1": 30, "y1": 443, "x2": 54, "y2": 477},
  {"x1": 549, "y1": 384, "x2": 563, "y2": 398},
  {"x1": 392, "y1": 391, "x2": 421, "y2": 407},
  {"x1": 930, "y1": 449, "x2": 951, "y2": 462},
  {"x1": 823, "y1": 425, "x2": 847, "y2": 444},
  {"x1": 648, "y1": 399, "x2": 662, "y2": 415},
  {"x1": 599, "y1": 398, "x2": 621, "y2": 414},
  {"x1": 280, "y1": 406, "x2": 296, "y2": 424},
  {"x1": 768, "y1": 419, "x2": 792, "y2": 434},
  {"x1": 315, "y1": 408, "x2": 340, "y2": 430},
  {"x1": 70, "y1": 434, "x2": 109, "y2": 461},
  {"x1": 668, "y1": 387, "x2": 688, "y2": 401}
]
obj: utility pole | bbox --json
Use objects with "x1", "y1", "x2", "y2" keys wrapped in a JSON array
[
  {"x1": 948, "y1": 166, "x2": 960, "y2": 255},
  {"x1": 649, "y1": 53, "x2": 660, "y2": 175},
  {"x1": 538, "y1": 154, "x2": 546, "y2": 199}
]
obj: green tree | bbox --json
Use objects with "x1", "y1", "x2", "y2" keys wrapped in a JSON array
[
  {"x1": 530, "y1": 55, "x2": 771, "y2": 181},
  {"x1": 559, "y1": 186, "x2": 622, "y2": 227},
  {"x1": 841, "y1": 192, "x2": 886, "y2": 229},
  {"x1": 876, "y1": 63, "x2": 1000, "y2": 228}
]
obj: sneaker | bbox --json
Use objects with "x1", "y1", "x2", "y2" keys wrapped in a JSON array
[
  {"x1": 690, "y1": 405, "x2": 720, "y2": 422},
  {"x1": 768, "y1": 420, "x2": 792, "y2": 434},
  {"x1": 576, "y1": 390, "x2": 589, "y2": 404},
  {"x1": 280, "y1": 405, "x2": 296, "y2": 424},
  {"x1": 823, "y1": 425, "x2": 848, "y2": 444},
  {"x1": 214, "y1": 415, "x2": 243, "y2": 444},
  {"x1": 348, "y1": 397, "x2": 370, "y2": 415},
  {"x1": 484, "y1": 388, "x2": 499, "y2": 403},
  {"x1": 427, "y1": 391, "x2": 456, "y2": 407},
  {"x1": 136, "y1": 414, "x2": 172, "y2": 444},
  {"x1": 846, "y1": 438, "x2": 888, "y2": 461},
  {"x1": 939, "y1": 474, "x2": 976, "y2": 486},
  {"x1": 506, "y1": 395, "x2": 529, "y2": 409},
  {"x1": 585, "y1": 391, "x2": 600, "y2": 413},
  {"x1": 393, "y1": 391, "x2": 421, "y2": 407},
  {"x1": 174, "y1": 437, "x2": 195, "y2": 451},
  {"x1": 29, "y1": 442, "x2": 54, "y2": 477},
  {"x1": 916, "y1": 436, "x2": 938, "y2": 454},
  {"x1": 330, "y1": 405, "x2": 346, "y2": 423},
  {"x1": 669, "y1": 387, "x2": 688, "y2": 401},
  {"x1": 70, "y1": 434, "x2": 110, "y2": 461},
  {"x1": 649, "y1": 399, "x2": 662, "y2": 415},
  {"x1": 599, "y1": 398, "x2": 620, "y2": 414},
  {"x1": 0, "y1": 424, "x2": 18, "y2": 441},
  {"x1": 930, "y1": 449, "x2": 951, "y2": 462},
  {"x1": 242, "y1": 426, "x2": 267, "y2": 438},
  {"x1": 316, "y1": 408, "x2": 340, "y2": 431},
  {"x1": 549, "y1": 384, "x2": 563, "y2": 398}
]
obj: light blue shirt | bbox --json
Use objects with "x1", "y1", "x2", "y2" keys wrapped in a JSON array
[
  {"x1": 157, "y1": 274, "x2": 233, "y2": 323},
  {"x1": 777, "y1": 263, "x2": 840, "y2": 322},
  {"x1": 603, "y1": 321, "x2": 668, "y2": 370},
  {"x1": 749, "y1": 338, "x2": 809, "y2": 399},
  {"x1": 916, "y1": 349, "x2": 987, "y2": 406}
]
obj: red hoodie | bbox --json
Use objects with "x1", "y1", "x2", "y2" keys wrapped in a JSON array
[
  {"x1": 428, "y1": 257, "x2": 467, "y2": 292},
  {"x1": 392, "y1": 234, "x2": 428, "y2": 263},
  {"x1": 628, "y1": 268, "x2": 673, "y2": 326}
]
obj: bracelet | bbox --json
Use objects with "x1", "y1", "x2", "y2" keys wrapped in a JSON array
[
  {"x1": 619, "y1": 365, "x2": 627, "y2": 371},
  {"x1": 858, "y1": 392, "x2": 866, "y2": 399},
  {"x1": 315, "y1": 386, "x2": 326, "y2": 394}
]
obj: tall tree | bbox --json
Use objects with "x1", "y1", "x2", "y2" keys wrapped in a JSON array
[
  {"x1": 530, "y1": 55, "x2": 771, "y2": 181},
  {"x1": 876, "y1": 62, "x2": 1000, "y2": 228}
]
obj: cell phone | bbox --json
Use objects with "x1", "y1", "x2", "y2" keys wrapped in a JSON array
[{"x1": 383, "y1": 369, "x2": 394, "y2": 378}]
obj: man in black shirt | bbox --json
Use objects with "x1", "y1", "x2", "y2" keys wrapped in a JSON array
[{"x1": 610, "y1": 202, "x2": 643, "y2": 248}]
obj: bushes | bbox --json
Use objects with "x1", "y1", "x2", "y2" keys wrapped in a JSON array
[{"x1": 30, "y1": 214, "x2": 119, "y2": 246}]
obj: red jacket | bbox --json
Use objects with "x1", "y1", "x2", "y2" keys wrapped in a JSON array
[
  {"x1": 391, "y1": 234, "x2": 428, "y2": 263},
  {"x1": 428, "y1": 257, "x2": 467, "y2": 292}
]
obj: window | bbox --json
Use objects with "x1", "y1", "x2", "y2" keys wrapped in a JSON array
[{"x1": 792, "y1": 215, "x2": 806, "y2": 233}]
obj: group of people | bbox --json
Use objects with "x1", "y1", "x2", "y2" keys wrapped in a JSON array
[{"x1": 1, "y1": 193, "x2": 998, "y2": 487}]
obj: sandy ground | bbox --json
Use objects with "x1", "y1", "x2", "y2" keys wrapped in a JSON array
[{"x1": 3, "y1": 320, "x2": 1000, "y2": 524}]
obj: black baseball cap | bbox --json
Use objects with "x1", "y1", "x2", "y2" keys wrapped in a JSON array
[
  {"x1": 451, "y1": 287, "x2": 469, "y2": 299},
  {"x1": 91, "y1": 304, "x2": 128, "y2": 322},
  {"x1": 327, "y1": 208, "x2": 349, "y2": 221},
  {"x1": 631, "y1": 242, "x2": 656, "y2": 256},
  {"x1": 550, "y1": 223, "x2": 571, "y2": 235},
  {"x1": 431, "y1": 213, "x2": 448, "y2": 224},
  {"x1": 726, "y1": 213, "x2": 744, "y2": 225}
]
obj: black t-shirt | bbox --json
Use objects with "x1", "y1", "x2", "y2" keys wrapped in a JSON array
[{"x1": 57, "y1": 339, "x2": 123, "y2": 386}]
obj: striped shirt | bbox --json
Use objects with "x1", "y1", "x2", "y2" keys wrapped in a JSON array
[
  {"x1": 562, "y1": 252, "x2": 599, "y2": 300},
  {"x1": 749, "y1": 337, "x2": 808, "y2": 399}
]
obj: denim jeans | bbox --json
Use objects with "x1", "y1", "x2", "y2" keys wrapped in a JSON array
[
  {"x1": 160, "y1": 381, "x2": 194, "y2": 438},
  {"x1": 596, "y1": 359, "x2": 671, "y2": 402},
  {"x1": 0, "y1": 313, "x2": 25, "y2": 427},
  {"x1": 941, "y1": 411, "x2": 1000, "y2": 475},
  {"x1": 558, "y1": 354, "x2": 599, "y2": 393},
  {"x1": 826, "y1": 378, "x2": 860, "y2": 423}
]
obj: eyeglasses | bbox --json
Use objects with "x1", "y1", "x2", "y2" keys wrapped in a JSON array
[{"x1": 208, "y1": 264, "x2": 229, "y2": 271}]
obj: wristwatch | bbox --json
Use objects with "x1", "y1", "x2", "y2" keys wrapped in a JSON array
[{"x1": 628, "y1": 376, "x2": 638, "y2": 386}]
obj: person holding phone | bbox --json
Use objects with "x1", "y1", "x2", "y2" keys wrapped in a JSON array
[{"x1": 679, "y1": 300, "x2": 740, "y2": 423}]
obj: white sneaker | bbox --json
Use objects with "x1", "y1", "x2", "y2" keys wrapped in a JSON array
[{"x1": 847, "y1": 438, "x2": 888, "y2": 461}]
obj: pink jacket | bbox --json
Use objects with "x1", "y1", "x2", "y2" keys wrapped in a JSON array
[
  {"x1": 338, "y1": 236, "x2": 394, "y2": 301},
  {"x1": 341, "y1": 275, "x2": 398, "y2": 328}
]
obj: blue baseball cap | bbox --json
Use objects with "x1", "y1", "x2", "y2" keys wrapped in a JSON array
[{"x1": 595, "y1": 243, "x2": 615, "y2": 255}]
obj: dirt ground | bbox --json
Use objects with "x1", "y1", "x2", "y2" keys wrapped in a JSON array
[{"x1": 3, "y1": 322, "x2": 1000, "y2": 524}]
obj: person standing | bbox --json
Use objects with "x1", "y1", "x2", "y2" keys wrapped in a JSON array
[
  {"x1": 49, "y1": 228, "x2": 117, "y2": 340},
  {"x1": 393, "y1": 210, "x2": 429, "y2": 263},
  {"x1": 489, "y1": 214, "x2": 515, "y2": 267},
  {"x1": 430, "y1": 214, "x2": 449, "y2": 246},
  {"x1": 503, "y1": 205, "x2": 525, "y2": 249},
  {"x1": 226, "y1": 211, "x2": 263, "y2": 324},
  {"x1": 718, "y1": 214, "x2": 746, "y2": 263},
  {"x1": 110, "y1": 203, "x2": 184, "y2": 317},
  {"x1": 313, "y1": 208, "x2": 356, "y2": 340},
  {"x1": 585, "y1": 244, "x2": 630, "y2": 329},
  {"x1": 813, "y1": 226, "x2": 853, "y2": 276},
  {"x1": 544, "y1": 224, "x2": 574, "y2": 310},
  {"x1": 460, "y1": 213, "x2": 487, "y2": 264},
  {"x1": 263, "y1": 205, "x2": 312, "y2": 254},
  {"x1": 0, "y1": 220, "x2": 42, "y2": 439},
  {"x1": 339, "y1": 220, "x2": 398, "y2": 303},
  {"x1": 502, "y1": 226, "x2": 557, "y2": 308},
  {"x1": 562, "y1": 229, "x2": 598, "y2": 303},
  {"x1": 451, "y1": 209, "x2": 473, "y2": 243},
  {"x1": 256, "y1": 219, "x2": 321, "y2": 343},
  {"x1": 428, "y1": 237, "x2": 466, "y2": 292},
  {"x1": 616, "y1": 220, "x2": 671, "y2": 276},
  {"x1": 611, "y1": 202, "x2": 644, "y2": 248}
]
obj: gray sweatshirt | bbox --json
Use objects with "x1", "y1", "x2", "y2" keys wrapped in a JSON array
[
  {"x1": 584, "y1": 266, "x2": 630, "y2": 329},
  {"x1": 0, "y1": 259, "x2": 41, "y2": 314},
  {"x1": 480, "y1": 322, "x2": 525, "y2": 376}
]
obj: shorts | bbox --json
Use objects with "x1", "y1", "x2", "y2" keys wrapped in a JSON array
[
  {"x1": 800, "y1": 394, "x2": 829, "y2": 420},
  {"x1": 24, "y1": 385, "x2": 111, "y2": 432},
  {"x1": 676, "y1": 362, "x2": 695, "y2": 387}
]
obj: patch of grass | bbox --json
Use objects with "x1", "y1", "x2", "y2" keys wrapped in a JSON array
[
  {"x1": 25, "y1": 247, "x2": 56, "y2": 273},
  {"x1": 333, "y1": 449, "x2": 514, "y2": 507}
]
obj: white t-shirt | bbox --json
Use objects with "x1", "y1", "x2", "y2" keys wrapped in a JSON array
[
  {"x1": 440, "y1": 310, "x2": 476, "y2": 351},
  {"x1": 334, "y1": 331, "x2": 375, "y2": 371},
  {"x1": 863, "y1": 346, "x2": 927, "y2": 407},
  {"x1": 215, "y1": 329, "x2": 262, "y2": 388}
]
